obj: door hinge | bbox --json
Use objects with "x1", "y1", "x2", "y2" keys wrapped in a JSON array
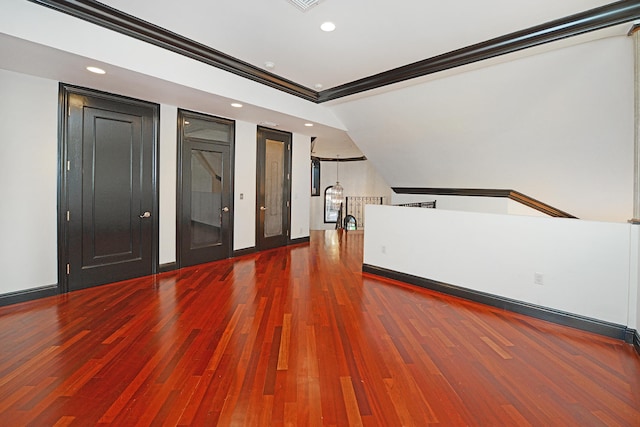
[
  {"x1": 287, "y1": 173, "x2": 290, "y2": 180},
  {"x1": 286, "y1": 201, "x2": 290, "y2": 208},
  {"x1": 67, "y1": 160, "x2": 70, "y2": 171},
  {"x1": 288, "y1": 144, "x2": 291, "y2": 151},
  {"x1": 286, "y1": 230, "x2": 289, "y2": 236},
  {"x1": 66, "y1": 211, "x2": 70, "y2": 221},
  {"x1": 66, "y1": 264, "x2": 70, "y2": 275}
]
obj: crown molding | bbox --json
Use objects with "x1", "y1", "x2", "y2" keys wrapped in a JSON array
[
  {"x1": 28, "y1": 0, "x2": 640, "y2": 103},
  {"x1": 27, "y1": 0, "x2": 319, "y2": 101},
  {"x1": 318, "y1": 0, "x2": 640, "y2": 102}
]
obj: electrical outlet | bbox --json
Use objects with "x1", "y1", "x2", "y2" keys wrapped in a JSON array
[{"x1": 534, "y1": 272, "x2": 544, "y2": 285}]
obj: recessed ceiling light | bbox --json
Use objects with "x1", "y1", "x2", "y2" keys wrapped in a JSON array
[
  {"x1": 314, "y1": 83, "x2": 323, "y2": 90},
  {"x1": 231, "y1": 103, "x2": 243, "y2": 108},
  {"x1": 264, "y1": 61, "x2": 275, "y2": 69},
  {"x1": 305, "y1": 123, "x2": 314, "y2": 127},
  {"x1": 320, "y1": 22, "x2": 336, "y2": 32},
  {"x1": 86, "y1": 66, "x2": 105, "y2": 74}
]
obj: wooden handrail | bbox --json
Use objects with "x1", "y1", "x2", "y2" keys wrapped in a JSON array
[{"x1": 391, "y1": 187, "x2": 577, "y2": 218}]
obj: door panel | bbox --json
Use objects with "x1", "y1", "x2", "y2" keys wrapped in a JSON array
[
  {"x1": 178, "y1": 111, "x2": 234, "y2": 267},
  {"x1": 256, "y1": 127, "x2": 291, "y2": 250},
  {"x1": 83, "y1": 110, "x2": 139, "y2": 267},
  {"x1": 190, "y1": 149, "x2": 223, "y2": 249},
  {"x1": 264, "y1": 139, "x2": 284, "y2": 238},
  {"x1": 62, "y1": 86, "x2": 158, "y2": 292}
]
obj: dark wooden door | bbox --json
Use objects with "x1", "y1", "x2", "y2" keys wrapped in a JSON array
[
  {"x1": 178, "y1": 111, "x2": 234, "y2": 267},
  {"x1": 256, "y1": 127, "x2": 291, "y2": 251},
  {"x1": 61, "y1": 85, "x2": 158, "y2": 292}
]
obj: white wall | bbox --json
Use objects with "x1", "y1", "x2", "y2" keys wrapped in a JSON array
[
  {"x1": 332, "y1": 36, "x2": 634, "y2": 223},
  {"x1": 233, "y1": 121, "x2": 257, "y2": 250},
  {"x1": 291, "y1": 134, "x2": 311, "y2": 239},
  {"x1": 159, "y1": 104, "x2": 177, "y2": 265},
  {"x1": 310, "y1": 160, "x2": 391, "y2": 230},
  {"x1": 0, "y1": 69, "x2": 58, "y2": 293},
  {"x1": 0, "y1": 69, "x2": 312, "y2": 296},
  {"x1": 364, "y1": 205, "x2": 637, "y2": 327}
]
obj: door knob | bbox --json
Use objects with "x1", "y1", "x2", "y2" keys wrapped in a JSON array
[
  {"x1": 222, "y1": 206, "x2": 229, "y2": 212},
  {"x1": 139, "y1": 211, "x2": 151, "y2": 218},
  {"x1": 260, "y1": 206, "x2": 267, "y2": 211}
]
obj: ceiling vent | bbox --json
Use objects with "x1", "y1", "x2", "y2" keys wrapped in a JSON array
[{"x1": 287, "y1": 0, "x2": 321, "y2": 12}]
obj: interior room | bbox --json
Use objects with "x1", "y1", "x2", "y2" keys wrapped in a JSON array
[{"x1": 1, "y1": 0, "x2": 639, "y2": 424}]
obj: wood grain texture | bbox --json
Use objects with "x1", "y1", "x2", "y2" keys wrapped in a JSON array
[{"x1": 0, "y1": 230, "x2": 639, "y2": 425}]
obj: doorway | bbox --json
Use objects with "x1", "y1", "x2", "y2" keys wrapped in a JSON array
[
  {"x1": 177, "y1": 110, "x2": 234, "y2": 267},
  {"x1": 256, "y1": 127, "x2": 292, "y2": 251},
  {"x1": 59, "y1": 85, "x2": 159, "y2": 292}
]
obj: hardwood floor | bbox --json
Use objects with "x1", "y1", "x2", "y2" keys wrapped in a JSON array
[{"x1": 0, "y1": 230, "x2": 639, "y2": 426}]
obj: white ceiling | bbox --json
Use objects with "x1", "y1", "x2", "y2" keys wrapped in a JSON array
[
  {"x1": 98, "y1": 0, "x2": 613, "y2": 91},
  {"x1": 0, "y1": 0, "x2": 635, "y2": 170},
  {"x1": 78, "y1": 0, "x2": 622, "y2": 159}
]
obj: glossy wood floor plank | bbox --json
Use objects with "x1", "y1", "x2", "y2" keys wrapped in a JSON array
[{"x1": 0, "y1": 230, "x2": 639, "y2": 426}]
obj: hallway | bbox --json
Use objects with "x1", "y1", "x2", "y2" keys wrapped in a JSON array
[{"x1": 0, "y1": 230, "x2": 638, "y2": 425}]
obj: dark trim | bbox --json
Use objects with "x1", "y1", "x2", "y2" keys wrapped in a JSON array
[
  {"x1": 158, "y1": 262, "x2": 177, "y2": 273},
  {"x1": 0, "y1": 285, "x2": 58, "y2": 307},
  {"x1": 392, "y1": 187, "x2": 577, "y2": 218},
  {"x1": 623, "y1": 328, "x2": 636, "y2": 344},
  {"x1": 311, "y1": 158, "x2": 321, "y2": 197},
  {"x1": 152, "y1": 94, "x2": 161, "y2": 278},
  {"x1": 233, "y1": 247, "x2": 257, "y2": 258},
  {"x1": 289, "y1": 236, "x2": 310, "y2": 245},
  {"x1": 57, "y1": 83, "x2": 67, "y2": 293},
  {"x1": 311, "y1": 156, "x2": 367, "y2": 162},
  {"x1": 634, "y1": 330, "x2": 640, "y2": 355},
  {"x1": 28, "y1": 1, "x2": 640, "y2": 103},
  {"x1": 234, "y1": 238, "x2": 308, "y2": 257},
  {"x1": 318, "y1": 1, "x2": 640, "y2": 102},
  {"x1": 362, "y1": 264, "x2": 630, "y2": 341},
  {"x1": 27, "y1": 0, "x2": 317, "y2": 102},
  {"x1": 394, "y1": 187, "x2": 513, "y2": 198}
]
